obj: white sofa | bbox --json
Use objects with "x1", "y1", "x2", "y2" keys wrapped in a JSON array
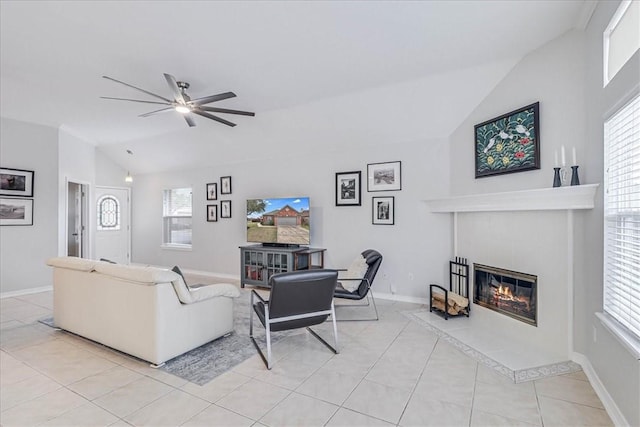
[{"x1": 47, "y1": 257, "x2": 240, "y2": 366}]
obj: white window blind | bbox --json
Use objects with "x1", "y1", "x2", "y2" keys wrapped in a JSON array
[
  {"x1": 604, "y1": 94, "x2": 640, "y2": 339},
  {"x1": 163, "y1": 188, "x2": 192, "y2": 246}
]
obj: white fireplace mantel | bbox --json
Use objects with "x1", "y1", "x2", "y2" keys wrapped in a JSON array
[{"x1": 425, "y1": 184, "x2": 599, "y2": 213}]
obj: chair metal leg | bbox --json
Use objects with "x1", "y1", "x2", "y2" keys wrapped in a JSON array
[
  {"x1": 306, "y1": 326, "x2": 339, "y2": 354},
  {"x1": 265, "y1": 320, "x2": 272, "y2": 369},
  {"x1": 334, "y1": 283, "x2": 379, "y2": 322}
]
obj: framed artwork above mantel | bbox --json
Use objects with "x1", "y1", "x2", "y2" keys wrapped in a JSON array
[{"x1": 474, "y1": 102, "x2": 540, "y2": 178}]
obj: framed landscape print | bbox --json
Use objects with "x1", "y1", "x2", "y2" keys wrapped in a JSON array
[
  {"x1": 207, "y1": 204, "x2": 218, "y2": 222},
  {"x1": 367, "y1": 161, "x2": 401, "y2": 192},
  {"x1": 475, "y1": 102, "x2": 540, "y2": 178},
  {"x1": 335, "y1": 171, "x2": 361, "y2": 206},
  {"x1": 221, "y1": 200, "x2": 232, "y2": 218},
  {"x1": 220, "y1": 176, "x2": 232, "y2": 195},
  {"x1": 0, "y1": 198, "x2": 33, "y2": 226},
  {"x1": 0, "y1": 168, "x2": 34, "y2": 197},
  {"x1": 206, "y1": 183, "x2": 217, "y2": 200},
  {"x1": 372, "y1": 196, "x2": 394, "y2": 225}
]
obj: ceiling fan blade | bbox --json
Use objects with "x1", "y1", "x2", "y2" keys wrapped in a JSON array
[
  {"x1": 139, "y1": 106, "x2": 175, "y2": 117},
  {"x1": 100, "y1": 96, "x2": 171, "y2": 105},
  {"x1": 192, "y1": 109, "x2": 236, "y2": 127},
  {"x1": 102, "y1": 76, "x2": 173, "y2": 103},
  {"x1": 164, "y1": 73, "x2": 186, "y2": 104},
  {"x1": 191, "y1": 92, "x2": 236, "y2": 106},
  {"x1": 199, "y1": 106, "x2": 255, "y2": 116},
  {"x1": 184, "y1": 113, "x2": 196, "y2": 127}
]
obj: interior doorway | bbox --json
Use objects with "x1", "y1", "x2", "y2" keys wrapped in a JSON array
[
  {"x1": 67, "y1": 181, "x2": 88, "y2": 258},
  {"x1": 95, "y1": 186, "x2": 131, "y2": 264}
]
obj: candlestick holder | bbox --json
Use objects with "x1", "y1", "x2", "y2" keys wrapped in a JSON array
[
  {"x1": 553, "y1": 168, "x2": 561, "y2": 187},
  {"x1": 571, "y1": 165, "x2": 580, "y2": 186}
]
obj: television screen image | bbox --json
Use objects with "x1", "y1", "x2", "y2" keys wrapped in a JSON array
[{"x1": 246, "y1": 197, "x2": 310, "y2": 245}]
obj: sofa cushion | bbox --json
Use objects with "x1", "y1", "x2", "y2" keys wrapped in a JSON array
[
  {"x1": 94, "y1": 263, "x2": 179, "y2": 284},
  {"x1": 47, "y1": 257, "x2": 96, "y2": 272},
  {"x1": 172, "y1": 276, "x2": 240, "y2": 304}
]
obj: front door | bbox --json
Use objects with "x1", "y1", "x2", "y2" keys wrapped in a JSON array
[{"x1": 95, "y1": 187, "x2": 131, "y2": 264}]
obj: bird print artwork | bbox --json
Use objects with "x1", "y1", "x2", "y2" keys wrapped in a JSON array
[{"x1": 474, "y1": 103, "x2": 540, "y2": 178}]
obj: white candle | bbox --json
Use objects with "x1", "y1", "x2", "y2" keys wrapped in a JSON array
[
  {"x1": 561, "y1": 146, "x2": 566, "y2": 166},
  {"x1": 572, "y1": 147, "x2": 577, "y2": 165},
  {"x1": 554, "y1": 150, "x2": 558, "y2": 167}
]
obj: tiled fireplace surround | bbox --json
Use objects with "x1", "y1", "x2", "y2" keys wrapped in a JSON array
[{"x1": 422, "y1": 185, "x2": 598, "y2": 381}]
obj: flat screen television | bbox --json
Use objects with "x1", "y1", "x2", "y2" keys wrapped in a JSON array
[{"x1": 246, "y1": 197, "x2": 310, "y2": 246}]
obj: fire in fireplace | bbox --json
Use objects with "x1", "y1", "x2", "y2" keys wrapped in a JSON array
[{"x1": 474, "y1": 264, "x2": 537, "y2": 326}]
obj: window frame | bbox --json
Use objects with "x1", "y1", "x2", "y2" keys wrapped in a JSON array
[{"x1": 603, "y1": 0, "x2": 639, "y2": 87}]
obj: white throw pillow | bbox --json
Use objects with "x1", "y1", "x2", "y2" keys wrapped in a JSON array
[{"x1": 340, "y1": 255, "x2": 368, "y2": 292}]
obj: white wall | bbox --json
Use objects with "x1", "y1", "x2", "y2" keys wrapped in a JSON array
[
  {"x1": 580, "y1": 1, "x2": 640, "y2": 425},
  {"x1": 132, "y1": 137, "x2": 452, "y2": 298},
  {"x1": 0, "y1": 117, "x2": 59, "y2": 293},
  {"x1": 449, "y1": 30, "x2": 586, "y2": 196}
]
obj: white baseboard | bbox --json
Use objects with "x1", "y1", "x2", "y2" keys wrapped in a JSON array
[
  {"x1": 571, "y1": 351, "x2": 629, "y2": 427},
  {"x1": 374, "y1": 292, "x2": 428, "y2": 305},
  {"x1": 1, "y1": 285, "x2": 53, "y2": 299}
]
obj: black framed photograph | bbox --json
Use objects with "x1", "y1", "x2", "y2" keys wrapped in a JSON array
[
  {"x1": 220, "y1": 176, "x2": 232, "y2": 195},
  {"x1": 206, "y1": 183, "x2": 217, "y2": 201},
  {"x1": 206, "y1": 204, "x2": 218, "y2": 222},
  {"x1": 475, "y1": 102, "x2": 540, "y2": 178},
  {"x1": 0, "y1": 168, "x2": 34, "y2": 197},
  {"x1": 335, "y1": 171, "x2": 361, "y2": 206},
  {"x1": 0, "y1": 198, "x2": 33, "y2": 226},
  {"x1": 372, "y1": 196, "x2": 394, "y2": 225},
  {"x1": 221, "y1": 200, "x2": 232, "y2": 218},
  {"x1": 367, "y1": 161, "x2": 401, "y2": 192}
]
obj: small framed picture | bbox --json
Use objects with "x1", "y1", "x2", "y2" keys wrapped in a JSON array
[
  {"x1": 367, "y1": 161, "x2": 401, "y2": 192},
  {"x1": 221, "y1": 200, "x2": 232, "y2": 218},
  {"x1": 1, "y1": 168, "x2": 34, "y2": 197},
  {"x1": 335, "y1": 171, "x2": 361, "y2": 206},
  {"x1": 372, "y1": 196, "x2": 394, "y2": 225},
  {"x1": 206, "y1": 183, "x2": 217, "y2": 201},
  {"x1": 207, "y1": 204, "x2": 218, "y2": 222},
  {"x1": 0, "y1": 198, "x2": 34, "y2": 226},
  {"x1": 220, "y1": 176, "x2": 232, "y2": 195}
]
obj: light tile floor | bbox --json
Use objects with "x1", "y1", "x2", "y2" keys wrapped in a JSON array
[{"x1": 1, "y1": 289, "x2": 613, "y2": 426}]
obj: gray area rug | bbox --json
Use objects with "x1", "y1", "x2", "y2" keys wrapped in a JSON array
[
  {"x1": 161, "y1": 290, "x2": 301, "y2": 385},
  {"x1": 40, "y1": 290, "x2": 299, "y2": 386}
]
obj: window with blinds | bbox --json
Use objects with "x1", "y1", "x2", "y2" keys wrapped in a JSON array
[
  {"x1": 163, "y1": 188, "x2": 192, "y2": 246},
  {"x1": 603, "y1": 0, "x2": 640, "y2": 86},
  {"x1": 604, "y1": 93, "x2": 640, "y2": 340}
]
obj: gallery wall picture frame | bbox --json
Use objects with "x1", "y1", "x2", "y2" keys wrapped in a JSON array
[
  {"x1": 474, "y1": 102, "x2": 540, "y2": 178},
  {"x1": 207, "y1": 204, "x2": 218, "y2": 222},
  {"x1": 0, "y1": 197, "x2": 34, "y2": 226},
  {"x1": 206, "y1": 183, "x2": 217, "y2": 201},
  {"x1": 372, "y1": 196, "x2": 394, "y2": 225},
  {"x1": 0, "y1": 168, "x2": 34, "y2": 197},
  {"x1": 335, "y1": 171, "x2": 361, "y2": 206},
  {"x1": 367, "y1": 161, "x2": 401, "y2": 192},
  {"x1": 220, "y1": 176, "x2": 232, "y2": 195},
  {"x1": 221, "y1": 200, "x2": 232, "y2": 218}
]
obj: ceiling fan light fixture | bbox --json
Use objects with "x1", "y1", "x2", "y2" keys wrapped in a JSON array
[
  {"x1": 175, "y1": 105, "x2": 190, "y2": 114},
  {"x1": 125, "y1": 171, "x2": 133, "y2": 183}
]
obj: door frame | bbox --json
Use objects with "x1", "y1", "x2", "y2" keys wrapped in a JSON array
[
  {"x1": 64, "y1": 178, "x2": 91, "y2": 259},
  {"x1": 95, "y1": 186, "x2": 132, "y2": 264}
]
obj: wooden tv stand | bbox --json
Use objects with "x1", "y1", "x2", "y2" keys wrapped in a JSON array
[{"x1": 239, "y1": 244, "x2": 326, "y2": 288}]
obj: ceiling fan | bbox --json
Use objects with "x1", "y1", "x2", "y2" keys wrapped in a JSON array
[{"x1": 101, "y1": 73, "x2": 255, "y2": 127}]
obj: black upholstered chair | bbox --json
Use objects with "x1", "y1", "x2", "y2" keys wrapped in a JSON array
[
  {"x1": 333, "y1": 249, "x2": 382, "y2": 321},
  {"x1": 249, "y1": 269, "x2": 339, "y2": 369}
]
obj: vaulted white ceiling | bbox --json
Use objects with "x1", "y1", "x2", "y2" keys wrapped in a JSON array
[{"x1": 1, "y1": 1, "x2": 589, "y2": 173}]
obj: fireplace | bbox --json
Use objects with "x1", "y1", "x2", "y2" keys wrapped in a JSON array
[{"x1": 474, "y1": 264, "x2": 537, "y2": 326}]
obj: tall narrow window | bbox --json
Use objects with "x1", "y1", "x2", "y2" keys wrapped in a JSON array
[
  {"x1": 604, "y1": 93, "x2": 640, "y2": 340},
  {"x1": 97, "y1": 195, "x2": 120, "y2": 230},
  {"x1": 163, "y1": 188, "x2": 192, "y2": 247},
  {"x1": 603, "y1": 0, "x2": 640, "y2": 86}
]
